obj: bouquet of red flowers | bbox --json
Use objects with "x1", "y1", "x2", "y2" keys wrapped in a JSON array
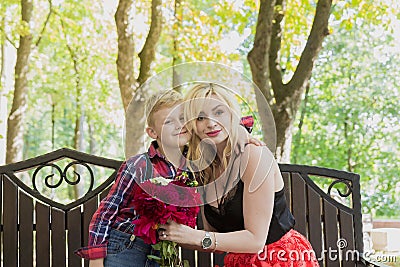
[{"x1": 132, "y1": 171, "x2": 201, "y2": 267}]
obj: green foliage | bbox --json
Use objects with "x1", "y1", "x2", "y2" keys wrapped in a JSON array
[
  {"x1": 291, "y1": 16, "x2": 400, "y2": 218},
  {"x1": 20, "y1": 0, "x2": 124, "y2": 160},
  {"x1": 3, "y1": 0, "x2": 398, "y2": 215},
  {"x1": 149, "y1": 240, "x2": 180, "y2": 267}
]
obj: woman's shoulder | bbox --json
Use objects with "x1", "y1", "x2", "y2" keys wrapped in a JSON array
[
  {"x1": 241, "y1": 144, "x2": 275, "y2": 161},
  {"x1": 239, "y1": 144, "x2": 277, "y2": 177}
]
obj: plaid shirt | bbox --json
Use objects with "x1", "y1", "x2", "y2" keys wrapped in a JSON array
[{"x1": 74, "y1": 141, "x2": 187, "y2": 260}]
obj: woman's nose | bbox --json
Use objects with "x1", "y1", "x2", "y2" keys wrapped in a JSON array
[{"x1": 206, "y1": 118, "x2": 217, "y2": 128}]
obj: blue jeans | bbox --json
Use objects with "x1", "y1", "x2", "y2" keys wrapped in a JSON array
[{"x1": 104, "y1": 228, "x2": 160, "y2": 267}]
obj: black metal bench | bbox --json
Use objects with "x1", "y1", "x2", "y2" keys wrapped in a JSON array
[{"x1": 0, "y1": 148, "x2": 383, "y2": 266}]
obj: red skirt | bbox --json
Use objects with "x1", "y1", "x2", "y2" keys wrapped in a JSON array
[{"x1": 220, "y1": 229, "x2": 319, "y2": 267}]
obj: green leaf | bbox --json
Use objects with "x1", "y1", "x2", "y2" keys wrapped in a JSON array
[{"x1": 147, "y1": 255, "x2": 162, "y2": 261}]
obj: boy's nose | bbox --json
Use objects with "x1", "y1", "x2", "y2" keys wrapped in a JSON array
[{"x1": 175, "y1": 121, "x2": 183, "y2": 129}]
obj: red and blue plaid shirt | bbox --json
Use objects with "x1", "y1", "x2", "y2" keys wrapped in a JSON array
[{"x1": 74, "y1": 141, "x2": 187, "y2": 259}]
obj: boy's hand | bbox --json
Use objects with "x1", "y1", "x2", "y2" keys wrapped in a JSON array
[{"x1": 89, "y1": 258, "x2": 104, "y2": 267}]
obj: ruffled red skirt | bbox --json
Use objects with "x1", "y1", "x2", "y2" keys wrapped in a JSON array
[{"x1": 219, "y1": 229, "x2": 319, "y2": 267}]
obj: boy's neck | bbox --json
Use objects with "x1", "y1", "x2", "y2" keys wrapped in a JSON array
[{"x1": 156, "y1": 142, "x2": 184, "y2": 168}]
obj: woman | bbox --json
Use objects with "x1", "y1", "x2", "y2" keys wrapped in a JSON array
[{"x1": 158, "y1": 83, "x2": 319, "y2": 266}]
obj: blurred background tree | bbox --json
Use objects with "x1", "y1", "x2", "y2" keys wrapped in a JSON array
[{"x1": 0, "y1": 0, "x2": 398, "y2": 217}]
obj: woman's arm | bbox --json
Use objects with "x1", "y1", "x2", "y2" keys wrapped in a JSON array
[
  {"x1": 159, "y1": 145, "x2": 278, "y2": 253},
  {"x1": 169, "y1": 207, "x2": 217, "y2": 251}
]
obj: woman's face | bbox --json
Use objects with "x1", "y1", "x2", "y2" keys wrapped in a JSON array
[{"x1": 194, "y1": 94, "x2": 232, "y2": 148}]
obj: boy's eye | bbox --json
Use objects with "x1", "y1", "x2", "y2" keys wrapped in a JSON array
[{"x1": 164, "y1": 120, "x2": 172, "y2": 124}]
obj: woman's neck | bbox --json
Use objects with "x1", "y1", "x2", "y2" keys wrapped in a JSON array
[{"x1": 216, "y1": 139, "x2": 227, "y2": 160}]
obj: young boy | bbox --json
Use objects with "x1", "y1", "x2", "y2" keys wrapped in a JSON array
[{"x1": 75, "y1": 90, "x2": 190, "y2": 267}]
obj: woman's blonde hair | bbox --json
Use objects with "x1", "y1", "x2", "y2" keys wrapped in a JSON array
[{"x1": 184, "y1": 83, "x2": 242, "y2": 185}]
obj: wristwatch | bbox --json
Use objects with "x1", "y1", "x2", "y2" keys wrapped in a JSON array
[{"x1": 201, "y1": 231, "x2": 213, "y2": 249}]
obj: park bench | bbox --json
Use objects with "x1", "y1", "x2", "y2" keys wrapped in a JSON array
[{"x1": 0, "y1": 148, "x2": 384, "y2": 266}]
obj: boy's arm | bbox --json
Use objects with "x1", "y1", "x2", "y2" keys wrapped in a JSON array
[{"x1": 75, "y1": 160, "x2": 140, "y2": 259}]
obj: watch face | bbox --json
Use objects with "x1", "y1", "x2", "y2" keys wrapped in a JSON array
[{"x1": 202, "y1": 237, "x2": 212, "y2": 248}]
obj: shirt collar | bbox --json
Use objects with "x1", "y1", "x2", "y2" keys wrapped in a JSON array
[
  {"x1": 147, "y1": 140, "x2": 188, "y2": 171},
  {"x1": 147, "y1": 140, "x2": 164, "y2": 159}
]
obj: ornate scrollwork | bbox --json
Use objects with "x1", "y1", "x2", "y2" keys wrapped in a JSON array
[
  {"x1": 32, "y1": 160, "x2": 94, "y2": 194},
  {"x1": 327, "y1": 179, "x2": 353, "y2": 197}
]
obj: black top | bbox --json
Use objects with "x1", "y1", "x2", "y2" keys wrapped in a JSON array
[{"x1": 204, "y1": 180, "x2": 295, "y2": 244}]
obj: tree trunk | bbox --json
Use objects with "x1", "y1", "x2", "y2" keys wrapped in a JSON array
[
  {"x1": 115, "y1": 0, "x2": 163, "y2": 158},
  {"x1": 172, "y1": 0, "x2": 183, "y2": 88},
  {"x1": 292, "y1": 83, "x2": 310, "y2": 164},
  {"x1": 248, "y1": 0, "x2": 332, "y2": 162},
  {"x1": 6, "y1": 0, "x2": 33, "y2": 164},
  {"x1": 0, "y1": 17, "x2": 7, "y2": 165},
  {"x1": 115, "y1": 0, "x2": 135, "y2": 112}
]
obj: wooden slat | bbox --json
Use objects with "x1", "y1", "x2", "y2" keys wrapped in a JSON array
[
  {"x1": 36, "y1": 202, "x2": 50, "y2": 267},
  {"x1": 83, "y1": 197, "x2": 99, "y2": 267},
  {"x1": 181, "y1": 204, "x2": 202, "y2": 266},
  {"x1": 19, "y1": 190, "x2": 34, "y2": 267},
  {"x1": 213, "y1": 252, "x2": 225, "y2": 266},
  {"x1": 52, "y1": 208, "x2": 66, "y2": 267},
  {"x1": 291, "y1": 173, "x2": 307, "y2": 237},
  {"x1": 3, "y1": 177, "x2": 18, "y2": 267},
  {"x1": 307, "y1": 185, "x2": 323, "y2": 266},
  {"x1": 281, "y1": 172, "x2": 292, "y2": 212},
  {"x1": 181, "y1": 247, "x2": 196, "y2": 267},
  {"x1": 323, "y1": 199, "x2": 340, "y2": 267},
  {"x1": 196, "y1": 212, "x2": 211, "y2": 267},
  {"x1": 83, "y1": 197, "x2": 98, "y2": 246},
  {"x1": 0, "y1": 175, "x2": 3, "y2": 263},
  {"x1": 339, "y1": 209, "x2": 356, "y2": 267},
  {"x1": 198, "y1": 251, "x2": 211, "y2": 267},
  {"x1": 67, "y1": 207, "x2": 82, "y2": 267}
]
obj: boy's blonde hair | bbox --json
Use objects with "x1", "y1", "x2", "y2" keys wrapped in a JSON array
[{"x1": 145, "y1": 90, "x2": 183, "y2": 127}]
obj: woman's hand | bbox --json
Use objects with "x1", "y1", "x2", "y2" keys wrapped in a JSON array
[
  {"x1": 158, "y1": 220, "x2": 201, "y2": 247},
  {"x1": 236, "y1": 126, "x2": 265, "y2": 153}
]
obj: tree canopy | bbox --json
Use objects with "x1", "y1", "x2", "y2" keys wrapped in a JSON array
[{"x1": 0, "y1": 0, "x2": 399, "y2": 217}]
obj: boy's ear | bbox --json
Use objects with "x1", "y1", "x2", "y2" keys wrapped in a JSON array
[{"x1": 146, "y1": 126, "x2": 158, "y2": 139}]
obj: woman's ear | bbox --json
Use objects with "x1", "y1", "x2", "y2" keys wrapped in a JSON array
[{"x1": 146, "y1": 127, "x2": 158, "y2": 139}]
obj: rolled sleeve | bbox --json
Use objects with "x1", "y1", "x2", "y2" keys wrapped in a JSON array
[{"x1": 74, "y1": 243, "x2": 107, "y2": 259}]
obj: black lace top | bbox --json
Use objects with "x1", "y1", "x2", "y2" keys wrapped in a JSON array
[{"x1": 204, "y1": 180, "x2": 295, "y2": 244}]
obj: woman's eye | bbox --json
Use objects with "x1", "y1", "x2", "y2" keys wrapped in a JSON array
[
  {"x1": 164, "y1": 120, "x2": 172, "y2": 124},
  {"x1": 215, "y1": 110, "x2": 224, "y2": 116},
  {"x1": 197, "y1": 116, "x2": 205, "y2": 121}
]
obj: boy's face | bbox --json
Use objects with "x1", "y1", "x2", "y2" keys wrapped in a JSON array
[{"x1": 147, "y1": 104, "x2": 190, "y2": 151}]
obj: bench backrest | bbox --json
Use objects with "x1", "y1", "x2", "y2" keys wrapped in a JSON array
[{"x1": 0, "y1": 149, "x2": 363, "y2": 267}]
